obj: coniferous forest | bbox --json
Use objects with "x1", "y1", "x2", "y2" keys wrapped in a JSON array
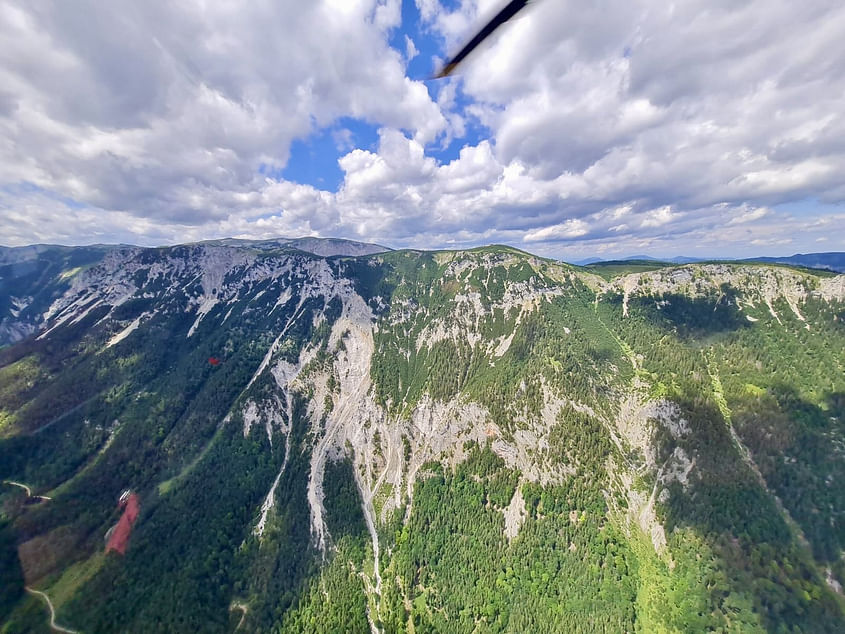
[{"x1": 1, "y1": 242, "x2": 844, "y2": 632}]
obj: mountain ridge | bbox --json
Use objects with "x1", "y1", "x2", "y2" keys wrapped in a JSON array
[
  {"x1": 574, "y1": 251, "x2": 845, "y2": 273},
  {"x1": 1, "y1": 240, "x2": 844, "y2": 632}
]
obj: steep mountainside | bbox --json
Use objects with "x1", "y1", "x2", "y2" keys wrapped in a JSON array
[
  {"x1": 0, "y1": 238, "x2": 388, "y2": 348},
  {"x1": 0, "y1": 244, "x2": 119, "y2": 346},
  {"x1": 1, "y1": 244, "x2": 844, "y2": 633}
]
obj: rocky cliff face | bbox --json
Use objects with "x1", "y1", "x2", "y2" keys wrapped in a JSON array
[
  {"x1": 1, "y1": 244, "x2": 844, "y2": 632},
  {"x1": 606, "y1": 262, "x2": 845, "y2": 322},
  {"x1": 0, "y1": 238, "x2": 388, "y2": 348}
]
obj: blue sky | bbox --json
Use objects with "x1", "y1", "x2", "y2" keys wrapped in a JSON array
[
  {"x1": 0, "y1": 0, "x2": 843, "y2": 260},
  {"x1": 281, "y1": 117, "x2": 381, "y2": 190},
  {"x1": 283, "y1": 1, "x2": 486, "y2": 189}
]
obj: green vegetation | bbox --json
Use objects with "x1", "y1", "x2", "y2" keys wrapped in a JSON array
[
  {"x1": 1, "y1": 244, "x2": 844, "y2": 632},
  {"x1": 381, "y1": 444, "x2": 637, "y2": 633},
  {"x1": 604, "y1": 291, "x2": 845, "y2": 631},
  {"x1": 0, "y1": 519, "x2": 24, "y2": 623},
  {"x1": 584, "y1": 260, "x2": 672, "y2": 280}
]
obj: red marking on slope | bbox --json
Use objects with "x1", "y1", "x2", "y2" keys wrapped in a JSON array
[
  {"x1": 106, "y1": 493, "x2": 139, "y2": 555},
  {"x1": 208, "y1": 357, "x2": 221, "y2": 366}
]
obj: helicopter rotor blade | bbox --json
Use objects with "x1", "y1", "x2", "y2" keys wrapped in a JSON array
[{"x1": 434, "y1": 0, "x2": 531, "y2": 79}]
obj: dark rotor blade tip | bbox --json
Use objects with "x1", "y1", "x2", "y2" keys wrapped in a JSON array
[
  {"x1": 434, "y1": 0, "x2": 531, "y2": 78},
  {"x1": 434, "y1": 62, "x2": 459, "y2": 79}
]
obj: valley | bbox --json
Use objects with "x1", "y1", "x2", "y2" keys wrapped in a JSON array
[{"x1": 1, "y1": 240, "x2": 844, "y2": 632}]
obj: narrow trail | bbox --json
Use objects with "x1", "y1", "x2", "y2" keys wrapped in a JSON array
[
  {"x1": 3, "y1": 480, "x2": 32, "y2": 496},
  {"x1": 706, "y1": 357, "x2": 811, "y2": 549},
  {"x1": 229, "y1": 601, "x2": 248, "y2": 631},
  {"x1": 157, "y1": 422, "x2": 223, "y2": 495},
  {"x1": 2, "y1": 480, "x2": 51, "y2": 500},
  {"x1": 592, "y1": 296, "x2": 638, "y2": 371},
  {"x1": 590, "y1": 297, "x2": 647, "y2": 474},
  {"x1": 26, "y1": 587, "x2": 78, "y2": 634},
  {"x1": 29, "y1": 393, "x2": 101, "y2": 435}
]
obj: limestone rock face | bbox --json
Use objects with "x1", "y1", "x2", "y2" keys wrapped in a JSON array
[{"x1": 2, "y1": 244, "x2": 844, "y2": 633}]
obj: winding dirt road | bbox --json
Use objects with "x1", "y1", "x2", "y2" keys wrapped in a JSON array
[
  {"x1": 26, "y1": 587, "x2": 78, "y2": 634},
  {"x1": 2, "y1": 480, "x2": 51, "y2": 501}
]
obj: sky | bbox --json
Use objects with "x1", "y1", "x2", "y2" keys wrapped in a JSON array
[{"x1": 0, "y1": 0, "x2": 844, "y2": 260}]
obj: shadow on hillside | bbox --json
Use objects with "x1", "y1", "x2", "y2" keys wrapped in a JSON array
[
  {"x1": 661, "y1": 388, "x2": 845, "y2": 631},
  {"x1": 631, "y1": 289, "x2": 749, "y2": 339}
]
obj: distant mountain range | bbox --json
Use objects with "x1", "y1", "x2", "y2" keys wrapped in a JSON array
[
  {"x1": 6, "y1": 242, "x2": 840, "y2": 272},
  {"x1": 572, "y1": 255, "x2": 709, "y2": 266},
  {"x1": 740, "y1": 252, "x2": 845, "y2": 273},
  {"x1": 572, "y1": 252, "x2": 845, "y2": 272}
]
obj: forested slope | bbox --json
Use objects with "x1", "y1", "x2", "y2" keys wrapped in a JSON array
[{"x1": 1, "y1": 244, "x2": 844, "y2": 632}]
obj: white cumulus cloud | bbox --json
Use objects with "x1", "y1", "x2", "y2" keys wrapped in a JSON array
[{"x1": 0, "y1": 0, "x2": 843, "y2": 260}]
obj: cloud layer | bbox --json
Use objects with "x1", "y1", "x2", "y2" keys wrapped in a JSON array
[{"x1": 0, "y1": 0, "x2": 843, "y2": 258}]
